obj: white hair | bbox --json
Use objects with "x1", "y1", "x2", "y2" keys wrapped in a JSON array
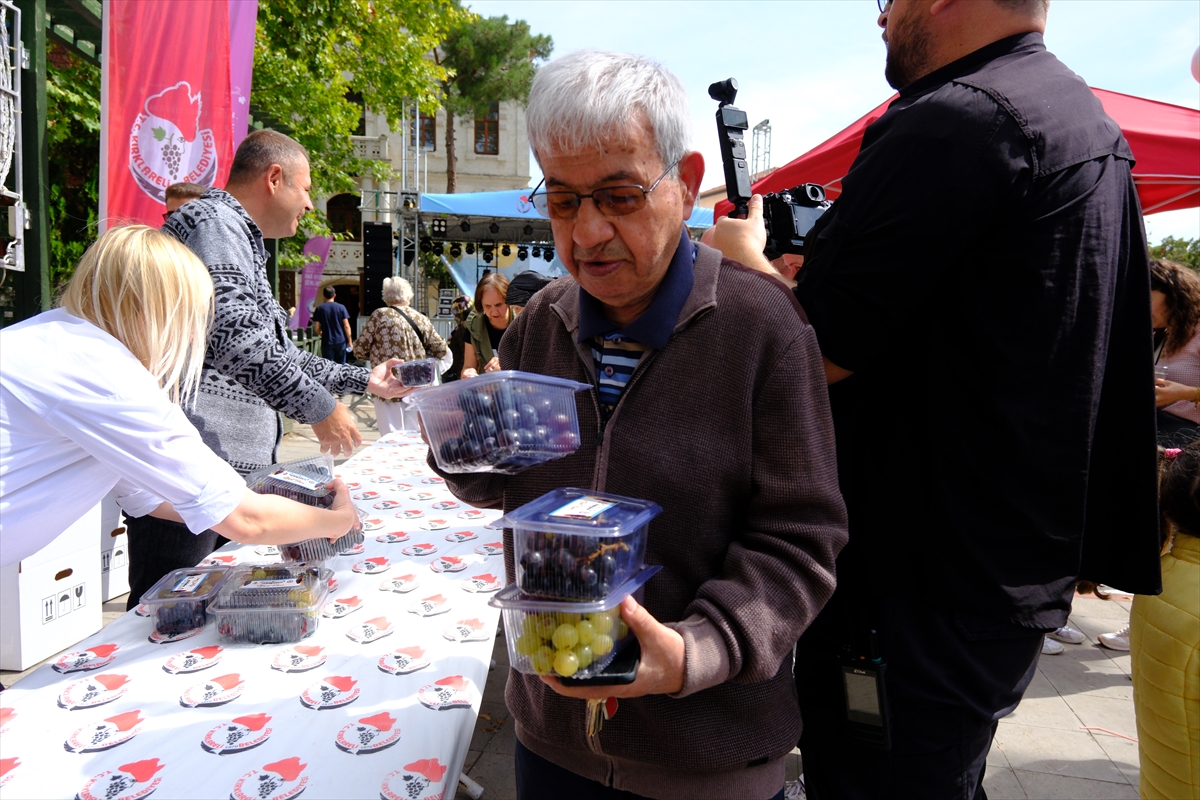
[
  {"x1": 382, "y1": 276, "x2": 413, "y2": 306},
  {"x1": 526, "y1": 50, "x2": 691, "y2": 175}
]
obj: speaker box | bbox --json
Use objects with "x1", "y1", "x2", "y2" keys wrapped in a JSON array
[{"x1": 363, "y1": 221, "x2": 394, "y2": 314}]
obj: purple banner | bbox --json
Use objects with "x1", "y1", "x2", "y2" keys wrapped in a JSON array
[
  {"x1": 228, "y1": 0, "x2": 258, "y2": 150},
  {"x1": 292, "y1": 235, "x2": 333, "y2": 330}
]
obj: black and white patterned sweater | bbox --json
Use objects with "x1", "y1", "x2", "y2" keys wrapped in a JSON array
[{"x1": 163, "y1": 189, "x2": 369, "y2": 474}]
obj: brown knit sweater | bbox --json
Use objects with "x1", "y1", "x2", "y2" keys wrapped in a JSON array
[{"x1": 433, "y1": 242, "x2": 848, "y2": 799}]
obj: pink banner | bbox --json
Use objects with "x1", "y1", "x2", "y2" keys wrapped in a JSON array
[
  {"x1": 228, "y1": 0, "x2": 258, "y2": 151},
  {"x1": 292, "y1": 236, "x2": 334, "y2": 330}
]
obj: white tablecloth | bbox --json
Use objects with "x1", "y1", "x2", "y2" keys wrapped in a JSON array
[{"x1": 0, "y1": 432, "x2": 503, "y2": 800}]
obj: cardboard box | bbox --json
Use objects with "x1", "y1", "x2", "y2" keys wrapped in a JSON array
[
  {"x1": 0, "y1": 505, "x2": 104, "y2": 671},
  {"x1": 99, "y1": 492, "x2": 130, "y2": 601}
]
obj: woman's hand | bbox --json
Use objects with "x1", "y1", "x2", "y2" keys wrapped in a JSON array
[
  {"x1": 483, "y1": 357, "x2": 501, "y2": 374},
  {"x1": 326, "y1": 478, "x2": 361, "y2": 542},
  {"x1": 460, "y1": 368, "x2": 479, "y2": 379},
  {"x1": 1155, "y1": 379, "x2": 1199, "y2": 408},
  {"x1": 368, "y1": 358, "x2": 416, "y2": 398}
]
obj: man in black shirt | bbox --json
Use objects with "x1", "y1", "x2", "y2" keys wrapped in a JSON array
[{"x1": 709, "y1": 0, "x2": 1161, "y2": 797}]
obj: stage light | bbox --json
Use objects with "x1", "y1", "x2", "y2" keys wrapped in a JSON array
[
  {"x1": 544, "y1": 248, "x2": 554, "y2": 262},
  {"x1": 532, "y1": 246, "x2": 541, "y2": 259},
  {"x1": 523, "y1": 224, "x2": 533, "y2": 236},
  {"x1": 449, "y1": 242, "x2": 462, "y2": 258},
  {"x1": 431, "y1": 218, "x2": 447, "y2": 236},
  {"x1": 501, "y1": 244, "x2": 511, "y2": 257},
  {"x1": 489, "y1": 222, "x2": 500, "y2": 234},
  {"x1": 517, "y1": 247, "x2": 528, "y2": 260},
  {"x1": 466, "y1": 242, "x2": 476, "y2": 255},
  {"x1": 483, "y1": 249, "x2": 494, "y2": 264},
  {"x1": 460, "y1": 219, "x2": 471, "y2": 232}
]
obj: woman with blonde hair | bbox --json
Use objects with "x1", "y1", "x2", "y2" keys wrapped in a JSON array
[
  {"x1": 0, "y1": 225, "x2": 359, "y2": 567},
  {"x1": 353, "y1": 276, "x2": 449, "y2": 433}
]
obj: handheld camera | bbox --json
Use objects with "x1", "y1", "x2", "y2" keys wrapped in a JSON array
[{"x1": 709, "y1": 77, "x2": 831, "y2": 260}]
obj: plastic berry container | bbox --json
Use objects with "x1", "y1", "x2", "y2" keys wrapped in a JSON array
[
  {"x1": 412, "y1": 371, "x2": 590, "y2": 475},
  {"x1": 489, "y1": 565, "x2": 660, "y2": 680},
  {"x1": 393, "y1": 357, "x2": 440, "y2": 387},
  {"x1": 207, "y1": 563, "x2": 330, "y2": 644},
  {"x1": 278, "y1": 529, "x2": 365, "y2": 563},
  {"x1": 141, "y1": 566, "x2": 230, "y2": 636},
  {"x1": 491, "y1": 488, "x2": 662, "y2": 601},
  {"x1": 245, "y1": 455, "x2": 337, "y2": 508}
]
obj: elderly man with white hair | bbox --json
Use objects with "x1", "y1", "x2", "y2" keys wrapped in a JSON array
[
  {"x1": 430, "y1": 50, "x2": 848, "y2": 800},
  {"x1": 354, "y1": 276, "x2": 451, "y2": 433}
]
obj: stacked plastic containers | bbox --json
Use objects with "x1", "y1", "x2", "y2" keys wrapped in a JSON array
[
  {"x1": 412, "y1": 371, "x2": 590, "y2": 474},
  {"x1": 488, "y1": 488, "x2": 662, "y2": 682},
  {"x1": 207, "y1": 563, "x2": 331, "y2": 644},
  {"x1": 141, "y1": 566, "x2": 231, "y2": 636},
  {"x1": 244, "y1": 455, "x2": 364, "y2": 561}
]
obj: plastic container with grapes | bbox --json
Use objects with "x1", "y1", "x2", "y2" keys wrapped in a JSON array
[
  {"x1": 141, "y1": 566, "x2": 230, "y2": 636},
  {"x1": 490, "y1": 488, "x2": 662, "y2": 601},
  {"x1": 392, "y1": 357, "x2": 440, "y2": 387},
  {"x1": 207, "y1": 563, "x2": 330, "y2": 644},
  {"x1": 489, "y1": 565, "x2": 660, "y2": 680},
  {"x1": 245, "y1": 455, "x2": 337, "y2": 508},
  {"x1": 411, "y1": 370, "x2": 590, "y2": 474}
]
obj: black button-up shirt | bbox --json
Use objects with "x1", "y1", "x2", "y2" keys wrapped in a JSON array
[{"x1": 795, "y1": 33, "x2": 1161, "y2": 628}]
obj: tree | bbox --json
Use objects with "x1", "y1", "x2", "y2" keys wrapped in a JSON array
[
  {"x1": 436, "y1": 15, "x2": 552, "y2": 193},
  {"x1": 1150, "y1": 235, "x2": 1200, "y2": 271},
  {"x1": 253, "y1": 0, "x2": 470, "y2": 266}
]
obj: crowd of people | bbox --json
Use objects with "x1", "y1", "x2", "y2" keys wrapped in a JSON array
[{"x1": 1, "y1": 0, "x2": 1197, "y2": 798}]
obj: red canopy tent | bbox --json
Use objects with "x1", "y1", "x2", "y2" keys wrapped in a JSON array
[{"x1": 714, "y1": 88, "x2": 1200, "y2": 218}]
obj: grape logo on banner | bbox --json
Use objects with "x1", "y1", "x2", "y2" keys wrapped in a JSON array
[
  {"x1": 230, "y1": 756, "x2": 308, "y2": 800},
  {"x1": 380, "y1": 758, "x2": 450, "y2": 800},
  {"x1": 76, "y1": 758, "x2": 165, "y2": 800},
  {"x1": 201, "y1": 713, "x2": 273, "y2": 754},
  {"x1": 334, "y1": 711, "x2": 401, "y2": 754},
  {"x1": 64, "y1": 710, "x2": 145, "y2": 753},
  {"x1": 58, "y1": 674, "x2": 131, "y2": 709}
]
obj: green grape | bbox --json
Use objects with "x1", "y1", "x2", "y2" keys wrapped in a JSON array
[
  {"x1": 531, "y1": 646, "x2": 555, "y2": 674},
  {"x1": 554, "y1": 649, "x2": 580, "y2": 677},
  {"x1": 616, "y1": 620, "x2": 629, "y2": 639},
  {"x1": 588, "y1": 612, "x2": 615, "y2": 635},
  {"x1": 574, "y1": 620, "x2": 596, "y2": 646},
  {"x1": 551, "y1": 623, "x2": 579, "y2": 650},
  {"x1": 515, "y1": 631, "x2": 543, "y2": 656},
  {"x1": 532, "y1": 615, "x2": 557, "y2": 640},
  {"x1": 575, "y1": 643, "x2": 594, "y2": 669},
  {"x1": 592, "y1": 634, "x2": 614, "y2": 656}
]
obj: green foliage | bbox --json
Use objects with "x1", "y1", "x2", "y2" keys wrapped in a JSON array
[
  {"x1": 1149, "y1": 236, "x2": 1200, "y2": 271},
  {"x1": 254, "y1": 0, "x2": 469, "y2": 269},
  {"x1": 45, "y1": 46, "x2": 101, "y2": 290},
  {"x1": 419, "y1": 248, "x2": 454, "y2": 288},
  {"x1": 436, "y1": 14, "x2": 552, "y2": 192}
]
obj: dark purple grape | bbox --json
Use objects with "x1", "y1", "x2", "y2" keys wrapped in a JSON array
[
  {"x1": 500, "y1": 408, "x2": 522, "y2": 430},
  {"x1": 531, "y1": 425, "x2": 550, "y2": 444},
  {"x1": 577, "y1": 564, "x2": 598, "y2": 592},
  {"x1": 519, "y1": 404, "x2": 539, "y2": 428},
  {"x1": 548, "y1": 412, "x2": 573, "y2": 432},
  {"x1": 464, "y1": 416, "x2": 497, "y2": 441},
  {"x1": 552, "y1": 548, "x2": 576, "y2": 575},
  {"x1": 497, "y1": 428, "x2": 522, "y2": 447},
  {"x1": 554, "y1": 431, "x2": 580, "y2": 451},
  {"x1": 439, "y1": 437, "x2": 463, "y2": 463},
  {"x1": 533, "y1": 397, "x2": 555, "y2": 424},
  {"x1": 596, "y1": 552, "x2": 617, "y2": 581},
  {"x1": 481, "y1": 436, "x2": 497, "y2": 453},
  {"x1": 516, "y1": 428, "x2": 535, "y2": 447}
]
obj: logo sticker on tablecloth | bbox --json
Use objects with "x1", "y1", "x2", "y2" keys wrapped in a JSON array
[
  {"x1": 377, "y1": 532, "x2": 411, "y2": 544},
  {"x1": 339, "y1": 542, "x2": 366, "y2": 556},
  {"x1": 419, "y1": 519, "x2": 449, "y2": 531},
  {"x1": 457, "y1": 509, "x2": 488, "y2": 521},
  {"x1": 378, "y1": 645, "x2": 430, "y2": 675},
  {"x1": 380, "y1": 758, "x2": 449, "y2": 800},
  {"x1": 417, "y1": 675, "x2": 477, "y2": 711},
  {"x1": 230, "y1": 756, "x2": 308, "y2": 800},
  {"x1": 429, "y1": 556, "x2": 467, "y2": 574},
  {"x1": 53, "y1": 644, "x2": 119, "y2": 674},
  {"x1": 361, "y1": 519, "x2": 385, "y2": 532},
  {"x1": 179, "y1": 673, "x2": 244, "y2": 708},
  {"x1": 353, "y1": 557, "x2": 391, "y2": 574},
  {"x1": 444, "y1": 531, "x2": 476, "y2": 543},
  {"x1": 327, "y1": 576, "x2": 339, "y2": 593},
  {"x1": 347, "y1": 616, "x2": 394, "y2": 644},
  {"x1": 373, "y1": 500, "x2": 402, "y2": 510},
  {"x1": 474, "y1": 542, "x2": 503, "y2": 556},
  {"x1": 461, "y1": 573, "x2": 503, "y2": 593},
  {"x1": 201, "y1": 713, "x2": 273, "y2": 754},
  {"x1": 370, "y1": 475, "x2": 396, "y2": 484},
  {"x1": 397, "y1": 508, "x2": 425, "y2": 519},
  {"x1": 430, "y1": 500, "x2": 460, "y2": 511},
  {"x1": 401, "y1": 543, "x2": 437, "y2": 557},
  {"x1": 352, "y1": 491, "x2": 380, "y2": 501},
  {"x1": 334, "y1": 711, "x2": 401, "y2": 755},
  {"x1": 421, "y1": 476, "x2": 445, "y2": 485},
  {"x1": 76, "y1": 758, "x2": 164, "y2": 800},
  {"x1": 322, "y1": 596, "x2": 363, "y2": 618},
  {"x1": 409, "y1": 492, "x2": 436, "y2": 502},
  {"x1": 344, "y1": 481, "x2": 362, "y2": 490},
  {"x1": 0, "y1": 707, "x2": 14, "y2": 734},
  {"x1": 271, "y1": 645, "x2": 327, "y2": 673},
  {"x1": 163, "y1": 645, "x2": 223, "y2": 674},
  {"x1": 58, "y1": 673, "x2": 130, "y2": 709},
  {"x1": 133, "y1": 604, "x2": 150, "y2": 617},
  {"x1": 199, "y1": 554, "x2": 238, "y2": 568},
  {"x1": 300, "y1": 676, "x2": 359, "y2": 709},
  {"x1": 378, "y1": 574, "x2": 419, "y2": 594},
  {"x1": 0, "y1": 757, "x2": 18, "y2": 788},
  {"x1": 442, "y1": 618, "x2": 490, "y2": 643},
  {"x1": 65, "y1": 709, "x2": 144, "y2": 753},
  {"x1": 408, "y1": 594, "x2": 450, "y2": 617},
  {"x1": 148, "y1": 626, "x2": 203, "y2": 645}
]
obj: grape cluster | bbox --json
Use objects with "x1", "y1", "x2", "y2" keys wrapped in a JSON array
[
  {"x1": 517, "y1": 532, "x2": 628, "y2": 600},
  {"x1": 161, "y1": 140, "x2": 182, "y2": 180},
  {"x1": 435, "y1": 383, "x2": 580, "y2": 473},
  {"x1": 393, "y1": 359, "x2": 436, "y2": 387},
  {"x1": 148, "y1": 570, "x2": 225, "y2": 635},
  {"x1": 210, "y1": 565, "x2": 325, "y2": 644},
  {"x1": 511, "y1": 608, "x2": 629, "y2": 678}
]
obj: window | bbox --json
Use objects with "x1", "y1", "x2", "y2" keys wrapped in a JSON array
[
  {"x1": 346, "y1": 91, "x2": 366, "y2": 137},
  {"x1": 474, "y1": 102, "x2": 500, "y2": 155},
  {"x1": 409, "y1": 114, "x2": 436, "y2": 150},
  {"x1": 326, "y1": 193, "x2": 362, "y2": 241}
]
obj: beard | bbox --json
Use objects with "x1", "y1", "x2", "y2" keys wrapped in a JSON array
[{"x1": 884, "y1": 6, "x2": 935, "y2": 89}]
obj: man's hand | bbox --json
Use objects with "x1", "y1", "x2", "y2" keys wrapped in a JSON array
[
  {"x1": 703, "y1": 194, "x2": 779, "y2": 278},
  {"x1": 539, "y1": 596, "x2": 685, "y2": 700},
  {"x1": 311, "y1": 402, "x2": 363, "y2": 457},
  {"x1": 326, "y1": 478, "x2": 362, "y2": 541},
  {"x1": 367, "y1": 358, "x2": 417, "y2": 399}
]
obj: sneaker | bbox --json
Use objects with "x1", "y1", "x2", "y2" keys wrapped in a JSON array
[
  {"x1": 1098, "y1": 625, "x2": 1130, "y2": 651},
  {"x1": 1048, "y1": 625, "x2": 1086, "y2": 644},
  {"x1": 1041, "y1": 637, "x2": 1064, "y2": 655}
]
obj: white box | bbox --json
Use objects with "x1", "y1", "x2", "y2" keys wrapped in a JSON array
[
  {"x1": 1, "y1": 505, "x2": 104, "y2": 671},
  {"x1": 99, "y1": 493, "x2": 130, "y2": 601}
]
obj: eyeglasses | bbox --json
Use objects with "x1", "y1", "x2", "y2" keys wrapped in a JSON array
[
  {"x1": 529, "y1": 160, "x2": 680, "y2": 220},
  {"x1": 876, "y1": 0, "x2": 892, "y2": 12}
]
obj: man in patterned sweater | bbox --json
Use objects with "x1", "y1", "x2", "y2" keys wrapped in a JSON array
[{"x1": 125, "y1": 129, "x2": 409, "y2": 608}]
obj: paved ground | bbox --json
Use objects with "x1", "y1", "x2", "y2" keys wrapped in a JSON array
[{"x1": 1, "y1": 401, "x2": 1144, "y2": 799}]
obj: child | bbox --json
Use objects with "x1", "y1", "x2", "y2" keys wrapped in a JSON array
[{"x1": 1130, "y1": 443, "x2": 1200, "y2": 799}]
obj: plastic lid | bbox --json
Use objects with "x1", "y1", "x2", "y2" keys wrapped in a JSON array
[
  {"x1": 487, "y1": 487, "x2": 662, "y2": 537},
  {"x1": 140, "y1": 566, "x2": 230, "y2": 605},
  {"x1": 488, "y1": 564, "x2": 661, "y2": 613},
  {"x1": 407, "y1": 370, "x2": 590, "y2": 409}
]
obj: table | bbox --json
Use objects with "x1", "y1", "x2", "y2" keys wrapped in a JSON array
[{"x1": 0, "y1": 432, "x2": 503, "y2": 800}]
